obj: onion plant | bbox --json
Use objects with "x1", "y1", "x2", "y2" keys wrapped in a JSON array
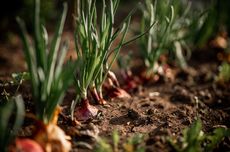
[
  {"x1": 117, "y1": 53, "x2": 142, "y2": 92},
  {"x1": 139, "y1": 0, "x2": 195, "y2": 78},
  {"x1": 17, "y1": 0, "x2": 73, "y2": 151},
  {"x1": 0, "y1": 96, "x2": 25, "y2": 152},
  {"x1": 72, "y1": 0, "x2": 134, "y2": 121}
]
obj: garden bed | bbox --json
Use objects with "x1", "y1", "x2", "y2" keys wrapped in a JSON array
[{"x1": 1, "y1": 36, "x2": 230, "y2": 151}]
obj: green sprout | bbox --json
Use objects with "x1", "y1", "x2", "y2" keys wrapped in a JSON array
[
  {"x1": 123, "y1": 134, "x2": 145, "y2": 152},
  {"x1": 217, "y1": 62, "x2": 230, "y2": 84},
  {"x1": 72, "y1": 0, "x2": 137, "y2": 121},
  {"x1": 17, "y1": 0, "x2": 74, "y2": 124},
  {"x1": 0, "y1": 95, "x2": 25, "y2": 152},
  {"x1": 169, "y1": 119, "x2": 230, "y2": 152},
  {"x1": 95, "y1": 130, "x2": 145, "y2": 152}
]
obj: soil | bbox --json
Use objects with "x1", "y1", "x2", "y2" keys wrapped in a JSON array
[{"x1": 0, "y1": 34, "x2": 230, "y2": 152}]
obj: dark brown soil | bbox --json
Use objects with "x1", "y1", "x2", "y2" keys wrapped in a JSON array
[{"x1": 0, "y1": 34, "x2": 230, "y2": 152}]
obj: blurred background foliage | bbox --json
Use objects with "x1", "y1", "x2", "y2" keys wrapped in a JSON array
[
  {"x1": 194, "y1": 0, "x2": 230, "y2": 46},
  {"x1": 0, "y1": 0, "x2": 230, "y2": 44},
  {"x1": 0, "y1": 0, "x2": 61, "y2": 41},
  {"x1": 0, "y1": 0, "x2": 134, "y2": 41}
]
